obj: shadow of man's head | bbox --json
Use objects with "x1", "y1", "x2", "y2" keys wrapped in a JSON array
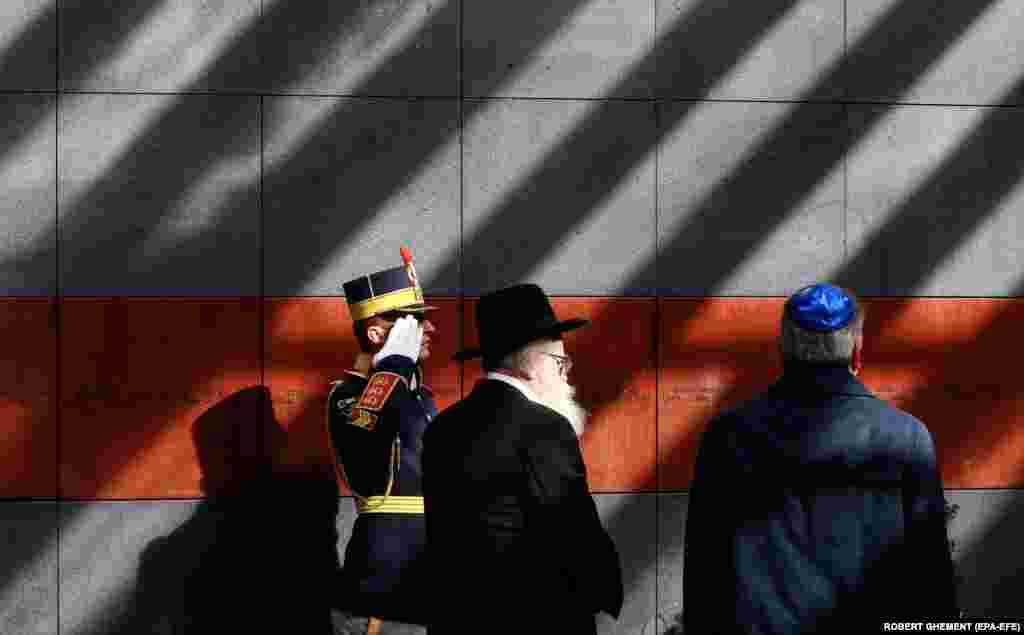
[{"x1": 192, "y1": 386, "x2": 286, "y2": 496}]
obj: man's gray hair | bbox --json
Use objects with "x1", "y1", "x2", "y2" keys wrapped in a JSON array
[{"x1": 779, "y1": 299, "x2": 864, "y2": 365}]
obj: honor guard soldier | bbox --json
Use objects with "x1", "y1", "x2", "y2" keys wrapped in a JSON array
[{"x1": 327, "y1": 247, "x2": 438, "y2": 635}]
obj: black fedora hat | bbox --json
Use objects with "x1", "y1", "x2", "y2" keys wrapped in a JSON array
[{"x1": 454, "y1": 284, "x2": 588, "y2": 361}]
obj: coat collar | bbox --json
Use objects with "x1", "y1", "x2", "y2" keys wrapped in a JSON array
[
  {"x1": 778, "y1": 362, "x2": 874, "y2": 398},
  {"x1": 483, "y1": 371, "x2": 541, "y2": 404},
  {"x1": 473, "y1": 375, "x2": 534, "y2": 405}
]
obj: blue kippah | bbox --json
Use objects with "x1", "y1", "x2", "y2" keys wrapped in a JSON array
[{"x1": 785, "y1": 283, "x2": 857, "y2": 332}]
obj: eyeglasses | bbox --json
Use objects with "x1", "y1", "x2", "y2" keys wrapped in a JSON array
[{"x1": 537, "y1": 352, "x2": 572, "y2": 376}]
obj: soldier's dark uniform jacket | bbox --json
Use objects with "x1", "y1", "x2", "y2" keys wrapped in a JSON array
[{"x1": 327, "y1": 353, "x2": 437, "y2": 624}]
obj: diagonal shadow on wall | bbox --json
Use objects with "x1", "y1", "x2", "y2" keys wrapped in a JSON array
[
  {"x1": 834, "y1": 86, "x2": 1024, "y2": 296},
  {"x1": 417, "y1": 2, "x2": 1020, "y2": 625},
  {"x1": 0, "y1": 1, "x2": 56, "y2": 90},
  {"x1": 0, "y1": 1, "x2": 171, "y2": 168},
  {"x1": 0, "y1": 0, "x2": 651, "y2": 611},
  {"x1": 2, "y1": 0, "x2": 414, "y2": 291},
  {"x1": 644, "y1": 98, "x2": 1024, "y2": 627},
  {"x1": 255, "y1": 0, "x2": 1020, "y2": 626},
  {"x1": 427, "y1": 0, "x2": 806, "y2": 295},
  {"x1": 2, "y1": 1, "x2": 1015, "y2": 630},
  {"x1": 256, "y1": 5, "x2": 1021, "y2": 630},
  {"x1": 885, "y1": 277, "x2": 1024, "y2": 487}
]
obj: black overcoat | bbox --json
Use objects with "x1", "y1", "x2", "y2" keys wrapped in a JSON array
[{"x1": 422, "y1": 378, "x2": 623, "y2": 634}]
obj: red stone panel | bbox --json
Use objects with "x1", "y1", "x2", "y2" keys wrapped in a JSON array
[
  {"x1": 60, "y1": 298, "x2": 261, "y2": 499},
  {"x1": 658, "y1": 298, "x2": 783, "y2": 489},
  {"x1": 0, "y1": 298, "x2": 57, "y2": 497}
]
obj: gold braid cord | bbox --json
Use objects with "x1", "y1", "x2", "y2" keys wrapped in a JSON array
[{"x1": 325, "y1": 380, "x2": 400, "y2": 512}]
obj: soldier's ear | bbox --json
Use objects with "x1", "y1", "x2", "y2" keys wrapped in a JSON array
[
  {"x1": 850, "y1": 334, "x2": 864, "y2": 376},
  {"x1": 367, "y1": 324, "x2": 388, "y2": 345}
]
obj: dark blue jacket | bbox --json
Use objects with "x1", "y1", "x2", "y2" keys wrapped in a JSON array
[
  {"x1": 684, "y1": 363, "x2": 957, "y2": 634},
  {"x1": 326, "y1": 355, "x2": 436, "y2": 624}
]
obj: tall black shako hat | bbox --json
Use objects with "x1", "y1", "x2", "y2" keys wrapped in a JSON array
[
  {"x1": 342, "y1": 246, "x2": 437, "y2": 321},
  {"x1": 454, "y1": 283, "x2": 588, "y2": 361}
]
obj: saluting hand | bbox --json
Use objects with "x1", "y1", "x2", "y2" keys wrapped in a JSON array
[{"x1": 373, "y1": 315, "x2": 424, "y2": 366}]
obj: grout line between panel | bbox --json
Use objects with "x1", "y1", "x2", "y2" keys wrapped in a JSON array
[
  {"x1": 652, "y1": 1, "x2": 662, "y2": 618},
  {"x1": 258, "y1": 92, "x2": 266, "y2": 477},
  {"x1": 259, "y1": 94, "x2": 265, "y2": 390},
  {"x1": 842, "y1": 103, "x2": 849, "y2": 264},
  {"x1": 59, "y1": 488, "x2": 1024, "y2": 502},
  {"x1": 5, "y1": 89, "x2": 1019, "y2": 111},
  {"x1": 458, "y1": 0, "x2": 465, "y2": 400},
  {"x1": 55, "y1": 2, "x2": 62, "y2": 630},
  {"x1": 653, "y1": 80, "x2": 663, "y2": 622},
  {"x1": 254, "y1": 0, "x2": 266, "y2": 490},
  {"x1": 841, "y1": 0, "x2": 849, "y2": 266}
]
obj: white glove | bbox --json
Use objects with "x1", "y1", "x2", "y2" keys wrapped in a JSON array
[{"x1": 372, "y1": 315, "x2": 423, "y2": 367}]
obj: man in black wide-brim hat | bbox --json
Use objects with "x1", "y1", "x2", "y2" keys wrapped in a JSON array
[{"x1": 421, "y1": 284, "x2": 623, "y2": 634}]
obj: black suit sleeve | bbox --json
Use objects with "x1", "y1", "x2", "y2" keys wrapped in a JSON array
[
  {"x1": 683, "y1": 417, "x2": 735, "y2": 634},
  {"x1": 521, "y1": 410, "x2": 624, "y2": 618}
]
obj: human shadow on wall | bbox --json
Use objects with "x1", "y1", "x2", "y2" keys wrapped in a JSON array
[{"x1": 105, "y1": 386, "x2": 342, "y2": 633}]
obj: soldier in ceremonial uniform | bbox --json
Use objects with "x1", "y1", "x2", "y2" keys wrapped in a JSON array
[{"x1": 327, "y1": 247, "x2": 438, "y2": 635}]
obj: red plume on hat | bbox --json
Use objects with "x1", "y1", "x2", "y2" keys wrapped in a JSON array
[
  {"x1": 341, "y1": 245, "x2": 435, "y2": 320},
  {"x1": 401, "y1": 245, "x2": 420, "y2": 287}
]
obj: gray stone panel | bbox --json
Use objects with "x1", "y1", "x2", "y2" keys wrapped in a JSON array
[
  {"x1": 58, "y1": 93, "x2": 261, "y2": 296},
  {"x1": 593, "y1": 493, "x2": 658, "y2": 635},
  {"x1": 0, "y1": 1, "x2": 55, "y2": 90},
  {"x1": 462, "y1": 99, "x2": 657, "y2": 295},
  {"x1": 262, "y1": 96, "x2": 460, "y2": 296},
  {"x1": 657, "y1": 493, "x2": 686, "y2": 635},
  {"x1": 845, "y1": 0, "x2": 1024, "y2": 106},
  {"x1": 256, "y1": 0, "x2": 459, "y2": 97},
  {"x1": 946, "y1": 489, "x2": 1024, "y2": 618},
  {"x1": 0, "y1": 501, "x2": 57, "y2": 635},
  {"x1": 657, "y1": 100, "x2": 845, "y2": 296},
  {"x1": 59, "y1": 501, "x2": 199, "y2": 635},
  {"x1": 0, "y1": 94, "x2": 55, "y2": 295},
  {"x1": 61, "y1": 485, "x2": 342, "y2": 633},
  {"x1": 334, "y1": 496, "x2": 360, "y2": 565},
  {"x1": 654, "y1": 0, "x2": 843, "y2": 101},
  {"x1": 464, "y1": 0, "x2": 654, "y2": 99},
  {"x1": 844, "y1": 105, "x2": 1024, "y2": 297},
  {"x1": 59, "y1": 0, "x2": 260, "y2": 93}
]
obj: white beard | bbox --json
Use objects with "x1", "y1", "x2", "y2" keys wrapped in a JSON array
[{"x1": 537, "y1": 388, "x2": 589, "y2": 438}]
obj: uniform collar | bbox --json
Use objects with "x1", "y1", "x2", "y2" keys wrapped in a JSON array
[{"x1": 779, "y1": 361, "x2": 873, "y2": 397}]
